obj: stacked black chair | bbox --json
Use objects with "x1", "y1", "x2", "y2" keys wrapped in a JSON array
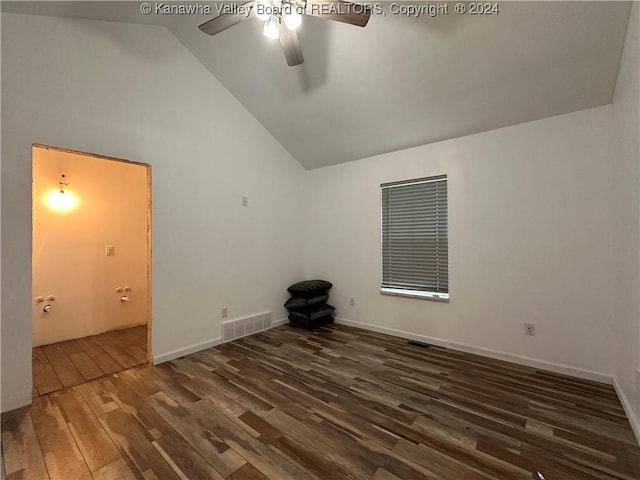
[{"x1": 285, "y1": 280, "x2": 335, "y2": 328}]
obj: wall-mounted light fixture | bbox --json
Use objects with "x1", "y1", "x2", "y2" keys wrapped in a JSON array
[
  {"x1": 45, "y1": 173, "x2": 78, "y2": 213},
  {"x1": 58, "y1": 174, "x2": 69, "y2": 193}
]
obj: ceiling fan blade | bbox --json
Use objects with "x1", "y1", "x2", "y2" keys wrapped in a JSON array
[
  {"x1": 304, "y1": 0, "x2": 371, "y2": 27},
  {"x1": 198, "y1": 1, "x2": 255, "y2": 36},
  {"x1": 279, "y1": 23, "x2": 304, "y2": 66}
]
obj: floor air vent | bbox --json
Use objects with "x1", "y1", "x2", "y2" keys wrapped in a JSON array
[
  {"x1": 407, "y1": 340, "x2": 431, "y2": 349},
  {"x1": 222, "y1": 311, "x2": 272, "y2": 343}
]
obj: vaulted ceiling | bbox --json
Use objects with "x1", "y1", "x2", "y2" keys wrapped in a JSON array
[{"x1": 2, "y1": 1, "x2": 632, "y2": 169}]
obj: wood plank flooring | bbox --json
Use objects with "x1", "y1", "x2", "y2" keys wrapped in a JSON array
[
  {"x1": 4, "y1": 324, "x2": 640, "y2": 479},
  {"x1": 32, "y1": 326, "x2": 148, "y2": 397}
]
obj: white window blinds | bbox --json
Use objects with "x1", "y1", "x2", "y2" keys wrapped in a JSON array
[{"x1": 381, "y1": 175, "x2": 448, "y2": 298}]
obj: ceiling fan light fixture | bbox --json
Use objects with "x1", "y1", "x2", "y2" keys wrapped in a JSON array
[
  {"x1": 263, "y1": 15, "x2": 280, "y2": 39},
  {"x1": 198, "y1": 0, "x2": 372, "y2": 67},
  {"x1": 254, "y1": 0, "x2": 272, "y2": 21},
  {"x1": 283, "y1": 8, "x2": 302, "y2": 30}
]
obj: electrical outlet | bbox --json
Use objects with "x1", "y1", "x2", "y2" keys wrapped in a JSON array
[
  {"x1": 221, "y1": 307, "x2": 229, "y2": 319},
  {"x1": 524, "y1": 322, "x2": 535, "y2": 336},
  {"x1": 349, "y1": 297, "x2": 355, "y2": 306},
  {"x1": 106, "y1": 245, "x2": 115, "y2": 256},
  {"x1": 241, "y1": 196, "x2": 248, "y2": 207}
]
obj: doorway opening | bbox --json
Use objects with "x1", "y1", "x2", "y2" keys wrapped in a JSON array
[{"x1": 31, "y1": 144, "x2": 152, "y2": 396}]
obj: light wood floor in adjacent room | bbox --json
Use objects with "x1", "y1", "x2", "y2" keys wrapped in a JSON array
[
  {"x1": 3, "y1": 324, "x2": 640, "y2": 480},
  {"x1": 32, "y1": 325, "x2": 148, "y2": 397}
]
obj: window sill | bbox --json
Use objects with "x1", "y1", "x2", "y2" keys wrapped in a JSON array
[{"x1": 380, "y1": 288, "x2": 449, "y2": 302}]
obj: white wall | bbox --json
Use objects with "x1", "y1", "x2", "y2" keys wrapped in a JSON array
[
  {"x1": 306, "y1": 105, "x2": 616, "y2": 380},
  {"x1": 32, "y1": 147, "x2": 149, "y2": 346},
  {"x1": 612, "y1": 2, "x2": 640, "y2": 438},
  {"x1": 1, "y1": 13, "x2": 307, "y2": 412}
]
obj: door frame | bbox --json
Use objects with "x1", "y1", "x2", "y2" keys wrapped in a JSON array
[{"x1": 32, "y1": 144, "x2": 153, "y2": 364}]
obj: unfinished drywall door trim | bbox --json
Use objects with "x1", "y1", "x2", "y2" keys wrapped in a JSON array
[{"x1": 32, "y1": 144, "x2": 153, "y2": 363}]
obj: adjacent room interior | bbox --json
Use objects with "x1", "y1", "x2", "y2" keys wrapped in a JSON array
[
  {"x1": 31, "y1": 145, "x2": 151, "y2": 396},
  {"x1": 1, "y1": 1, "x2": 639, "y2": 479}
]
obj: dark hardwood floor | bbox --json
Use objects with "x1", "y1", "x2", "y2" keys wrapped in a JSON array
[
  {"x1": 3, "y1": 324, "x2": 639, "y2": 479},
  {"x1": 32, "y1": 325, "x2": 148, "y2": 397}
]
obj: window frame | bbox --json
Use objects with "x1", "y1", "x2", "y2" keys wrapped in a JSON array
[{"x1": 380, "y1": 174, "x2": 449, "y2": 302}]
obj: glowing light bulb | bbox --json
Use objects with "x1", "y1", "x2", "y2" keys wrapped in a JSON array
[
  {"x1": 254, "y1": 0, "x2": 271, "y2": 21},
  {"x1": 263, "y1": 16, "x2": 280, "y2": 39},
  {"x1": 45, "y1": 189, "x2": 78, "y2": 213},
  {"x1": 283, "y1": 7, "x2": 302, "y2": 30}
]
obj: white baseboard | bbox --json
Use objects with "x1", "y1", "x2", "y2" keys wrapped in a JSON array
[
  {"x1": 272, "y1": 317, "x2": 288, "y2": 327},
  {"x1": 152, "y1": 317, "x2": 288, "y2": 365},
  {"x1": 335, "y1": 317, "x2": 613, "y2": 385},
  {"x1": 153, "y1": 336, "x2": 222, "y2": 364},
  {"x1": 1, "y1": 397, "x2": 33, "y2": 414},
  {"x1": 614, "y1": 378, "x2": 640, "y2": 446}
]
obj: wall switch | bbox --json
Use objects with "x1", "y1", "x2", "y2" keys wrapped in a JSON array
[
  {"x1": 349, "y1": 297, "x2": 355, "y2": 306},
  {"x1": 241, "y1": 196, "x2": 248, "y2": 207},
  {"x1": 221, "y1": 307, "x2": 229, "y2": 319},
  {"x1": 524, "y1": 322, "x2": 535, "y2": 336},
  {"x1": 106, "y1": 245, "x2": 115, "y2": 256}
]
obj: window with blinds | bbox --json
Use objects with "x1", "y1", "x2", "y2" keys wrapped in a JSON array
[{"x1": 381, "y1": 175, "x2": 449, "y2": 300}]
